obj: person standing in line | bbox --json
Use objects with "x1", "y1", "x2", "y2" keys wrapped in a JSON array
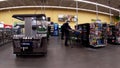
[{"x1": 63, "y1": 21, "x2": 72, "y2": 46}]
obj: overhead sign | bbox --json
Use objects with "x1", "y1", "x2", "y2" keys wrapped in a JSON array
[
  {"x1": 0, "y1": 23, "x2": 4, "y2": 28},
  {"x1": 4, "y1": 24, "x2": 12, "y2": 28}
]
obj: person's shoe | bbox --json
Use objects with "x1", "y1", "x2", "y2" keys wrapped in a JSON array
[
  {"x1": 65, "y1": 44, "x2": 69, "y2": 46},
  {"x1": 47, "y1": 38, "x2": 49, "y2": 40},
  {"x1": 61, "y1": 38, "x2": 64, "y2": 40}
]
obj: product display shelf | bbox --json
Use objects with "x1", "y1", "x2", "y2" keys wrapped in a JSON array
[
  {"x1": 77, "y1": 23, "x2": 107, "y2": 48},
  {"x1": 114, "y1": 22, "x2": 120, "y2": 44},
  {"x1": 0, "y1": 28, "x2": 12, "y2": 46},
  {"x1": 107, "y1": 25, "x2": 119, "y2": 44},
  {"x1": 12, "y1": 14, "x2": 48, "y2": 56},
  {"x1": 50, "y1": 23, "x2": 59, "y2": 36},
  {"x1": 3, "y1": 28, "x2": 12, "y2": 44},
  {"x1": 89, "y1": 23, "x2": 106, "y2": 47}
]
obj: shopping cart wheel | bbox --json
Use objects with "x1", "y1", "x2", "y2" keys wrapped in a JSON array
[{"x1": 16, "y1": 54, "x2": 20, "y2": 57}]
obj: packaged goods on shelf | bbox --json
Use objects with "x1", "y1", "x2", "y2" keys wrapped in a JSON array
[
  {"x1": 108, "y1": 22, "x2": 120, "y2": 44},
  {"x1": 77, "y1": 22, "x2": 107, "y2": 48},
  {"x1": 50, "y1": 23, "x2": 59, "y2": 36}
]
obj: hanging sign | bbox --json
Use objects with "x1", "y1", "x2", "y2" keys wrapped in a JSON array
[
  {"x1": 0, "y1": 23, "x2": 4, "y2": 28},
  {"x1": 4, "y1": 24, "x2": 12, "y2": 28}
]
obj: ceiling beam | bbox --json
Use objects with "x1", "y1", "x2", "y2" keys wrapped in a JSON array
[
  {"x1": 0, "y1": 6, "x2": 113, "y2": 16},
  {"x1": 74, "y1": 0, "x2": 120, "y2": 12}
]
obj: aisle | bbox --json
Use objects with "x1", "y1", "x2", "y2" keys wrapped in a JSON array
[{"x1": 0, "y1": 37, "x2": 120, "y2": 68}]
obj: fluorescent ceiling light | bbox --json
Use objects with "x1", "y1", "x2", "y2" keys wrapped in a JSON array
[
  {"x1": 76, "y1": 0, "x2": 83, "y2": 1},
  {"x1": 0, "y1": 0, "x2": 7, "y2": 1},
  {"x1": 74, "y1": 0, "x2": 120, "y2": 12}
]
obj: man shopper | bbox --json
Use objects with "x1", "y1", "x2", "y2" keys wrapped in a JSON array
[
  {"x1": 61, "y1": 24, "x2": 65, "y2": 40},
  {"x1": 63, "y1": 21, "x2": 72, "y2": 46}
]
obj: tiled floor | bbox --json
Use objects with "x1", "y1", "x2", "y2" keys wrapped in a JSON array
[{"x1": 0, "y1": 37, "x2": 120, "y2": 68}]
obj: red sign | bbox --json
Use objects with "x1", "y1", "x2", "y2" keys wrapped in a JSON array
[{"x1": 4, "y1": 24, "x2": 12, "y2": 28}]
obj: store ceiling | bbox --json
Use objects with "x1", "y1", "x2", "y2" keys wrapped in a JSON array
[{"x1": 0, "y1": 0, "x2": 119, "y2": 16}]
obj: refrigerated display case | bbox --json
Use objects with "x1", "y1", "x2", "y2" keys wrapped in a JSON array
[{"x1": 50, "y1": 23, "x2": 59, "y2": 36}]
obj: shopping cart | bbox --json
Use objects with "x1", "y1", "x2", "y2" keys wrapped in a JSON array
[{"x1": 69, "y1": 30, "x2": 81, "y2": 48}]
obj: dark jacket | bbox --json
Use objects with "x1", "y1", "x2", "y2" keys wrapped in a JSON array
[
  {"x1": 63, "y1": 23, "x2": 71, "y2": 36},
  {"x1": 61, "y1": 24, "x2": 64, "y2": 32}
]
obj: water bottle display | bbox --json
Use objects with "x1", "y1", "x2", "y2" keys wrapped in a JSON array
[{"x1": 50, "y1": 23, "x2": 59, "y2": 36}]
